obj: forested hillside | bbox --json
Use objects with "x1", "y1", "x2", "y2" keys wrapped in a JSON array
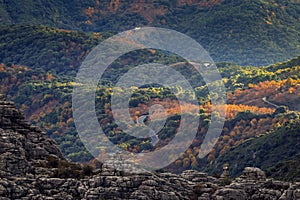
[
  {"x1": 0, "y1": 1, "x2": 299, "y2": 180},
  {"x1": 0, "y1": 24, "x2": 299, "y2": 180},
  {"x1": 205, "y1": 118, "x2": 300, "y2": 181},
  {"x1": 1, "y1": 0, "x2": 300, "y2": 65},
  {"x1": 0, "y1": 25, "x2": 102, "y2": 75}
]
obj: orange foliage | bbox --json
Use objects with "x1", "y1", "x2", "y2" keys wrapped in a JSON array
[
  {"x1": 126, "y1": 97, "x2": 274, "y2": 122},
  {"x1": 220, "y1": 104, "x2": 274, "y2": 119},
  {"x1": 229, "y1": 79, "x2": 300, "y2": 110}
]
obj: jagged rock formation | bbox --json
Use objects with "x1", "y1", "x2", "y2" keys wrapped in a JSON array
[
  {"x1": 0, "y1": 100, "x2": 64, "y2": 178},
  {"x1": 0, "y1": 100, "x2": 300, "y2": 199}
]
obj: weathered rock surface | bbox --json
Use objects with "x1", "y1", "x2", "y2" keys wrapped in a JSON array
[
  {"x1": 0, "y1": 100, "x2": 299, "y2": 199},
  {"x1": 0, "y1": 100, "x2": 64, "y2": 178}
]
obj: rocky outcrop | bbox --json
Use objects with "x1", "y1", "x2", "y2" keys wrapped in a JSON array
[
  {"x1": 0, "y1": 100, "x2": 64, "y2": 178},
  {"x1": 0, "y1": 100, "x2": 300, "y2": 199}
]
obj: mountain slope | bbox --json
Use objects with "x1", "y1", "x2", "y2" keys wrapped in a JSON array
[
  {"x1": 1, "y1": 0, "x2": 300, "y2": 66},
  {"x1": 267, "y1": 154, "x2": 300, "y2": 181},
  {"x1": 0, "y1": 0, "x2": 77, "y2": 28},
  {"x1": 0, "y1": 19, "x2": 299, "y2": 172},
  {"x1": 0, "y1": 25, "x2": 102, "y2": 75},
  {"x1": 205, "y1": 116, "x2": 300, "y2": 181},
  {"x1": 1, "y1": 56, "x2": 299, "y2": 167},
  {"x1": 0, "y1": 30, "x2": 299, "y2": 166}
]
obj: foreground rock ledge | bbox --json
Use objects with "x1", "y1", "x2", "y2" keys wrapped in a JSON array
[{"x1": 0, "y1": 100, "x2": 299, "y2": 200}]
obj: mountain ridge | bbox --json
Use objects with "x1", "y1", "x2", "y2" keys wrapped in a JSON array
[{"x1": 1, "y1": 0, "x2": 300, "y2": 66}]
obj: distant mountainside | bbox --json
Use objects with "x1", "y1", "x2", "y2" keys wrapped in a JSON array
[
  {"x1": 0, "y1": 25, "x2": 101, "y2": 75},
  {"x1": 0, "y1": 29, "x2": 299, "y2": 179},
  {"x1": 1, "y1": 0, "x2": 300, "y2": 65},
  {"x1": 225, "y1": 56, "x2": 300, "y2": 111},
  {"x1": 0, "y1": 1, "x2": 300, "y2": 180}
]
